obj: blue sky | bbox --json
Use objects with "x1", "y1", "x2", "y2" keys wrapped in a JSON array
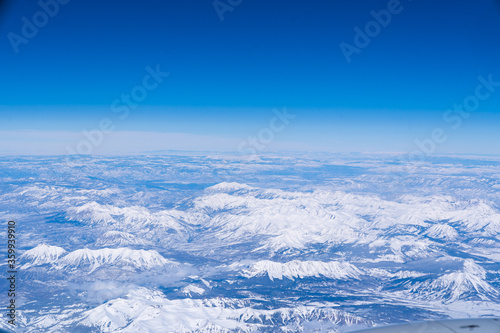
[{"x1": 1, "y1": 0, "x2": 500, "y2": 154}]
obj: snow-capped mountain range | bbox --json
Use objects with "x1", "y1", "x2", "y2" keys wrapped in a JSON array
[{"x1": 1, "y1": 153, "x2": 500, "y2": 332}]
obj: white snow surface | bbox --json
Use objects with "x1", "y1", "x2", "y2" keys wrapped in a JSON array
[
  {"x1": 241, "y1": 260, "x2": 363, "y2": 281},
  {"x1": 20, "y1": 244, "x2": 67, "y2": 269},
  {"x1": 56, "y1": 247, "x2": 174, "y2": 272},
  {"x1": 79, "y1": 288, "x2": 367, "y2": 333},
  {"x1": 21, "y1": 244, "x2": 175, "y2": 272},
  {"x1": 6, "y1": 154, "x2": 500, "y2": 333}
]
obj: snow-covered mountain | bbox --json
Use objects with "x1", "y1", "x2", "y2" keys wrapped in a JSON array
[
  {"x1": 186, "y1": 183, "x2": 500, "y2": 253},
  {"x1": 425, "y1": 224, "x2": 459, "y2": 240},
  {"x1": 78, "y1": 288, "x2": 369, "y2": 333},
  {"x1": 20, "y1": 244, "x2": 67, "y2": 269},
  {"x1": 96, "y1": 231, "x2": 152, "y2": 247},
  {"x1": 406, "y1": 259, "x2": 499, "y2": 303},
  {"x1": 56, "y1": 247, "x2": 175, "y2": 272},
  {"x1": 3, "y1": 153, "x2": 500, "y2": 332},
  {"x1": 21, "y1": 245, "x2": 176, "y2": 273},
  {"x1": 240, "y1": 260, "x2": 362, "y2": 281}
]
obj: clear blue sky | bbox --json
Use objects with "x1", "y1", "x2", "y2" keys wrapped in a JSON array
[{"x1": 1, "y1": 0, "x2": 500, "y2": 154}]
